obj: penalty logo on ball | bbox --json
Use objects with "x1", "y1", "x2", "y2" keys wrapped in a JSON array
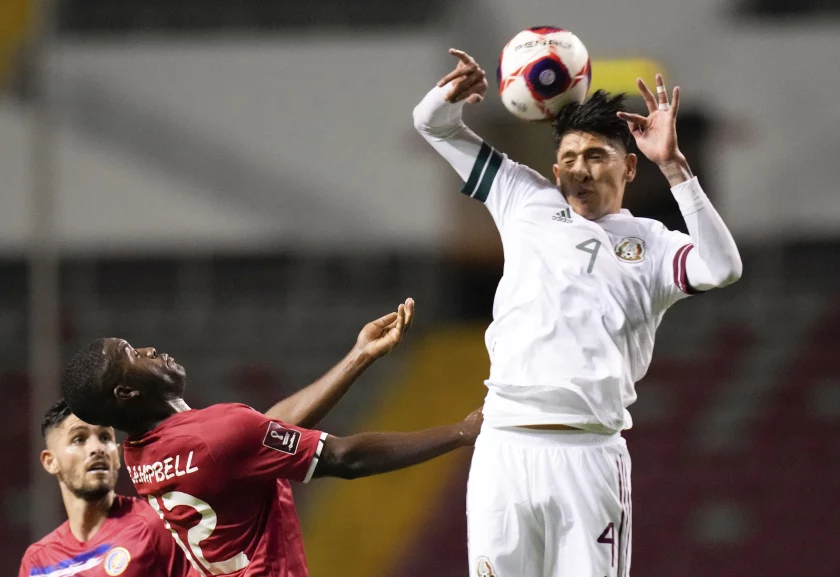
[{"x1": 538, "y1": 69, "x2": 556, "y2": 86}]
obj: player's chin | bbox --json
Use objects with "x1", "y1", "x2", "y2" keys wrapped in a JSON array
[
  {"x1": 164, "y1": 366, "x2": 188, "y2": 390},
  {"x1": 570, "y1": 200, "x2": 600, "y2": 221},
  {"x1": 75, "y1": 479, "x2": 115, "y2": 500}
]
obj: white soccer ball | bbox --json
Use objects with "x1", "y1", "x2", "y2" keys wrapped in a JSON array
[{"x1": 497, "y1": 27, "x2": 591, "y2": 121}]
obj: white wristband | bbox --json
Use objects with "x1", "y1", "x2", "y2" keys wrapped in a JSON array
[{"x1": 670, "y1": 177, "x2": 707, "y2": 216}]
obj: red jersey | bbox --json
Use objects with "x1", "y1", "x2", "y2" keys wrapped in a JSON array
[
  {"x1": 123, "y1": 403, "x2": 326, "y2": 577},
  {"x1": 18, "y1": 494, "x2": 191, "y2": 577}
]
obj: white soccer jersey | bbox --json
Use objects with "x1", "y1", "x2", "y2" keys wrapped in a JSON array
[{"x1": 464, "y1": 142, "x2": 699, "y2": 434}]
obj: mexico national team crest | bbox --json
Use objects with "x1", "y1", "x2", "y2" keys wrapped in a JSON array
[
  {"x1": 476, "y1": 556, "x2": 496, "y2": 577},
  {"x1": 104, "y1": 546, "x2": 131, "y2": 576},
  {"x1": 615, "y1": 237, "x2": 646, "y2": 263}
]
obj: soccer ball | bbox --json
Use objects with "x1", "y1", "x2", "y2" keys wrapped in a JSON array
[{"x1": 497, "y1": 27, "x2": 591, "y2": 121}]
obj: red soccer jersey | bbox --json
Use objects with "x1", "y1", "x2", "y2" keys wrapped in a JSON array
[
  {"x1": 18, "y1": 494, "x2": 191, "y2": 577},
  {"x1": 122, "y1": 403, "x2": 326, "y2": 577}
]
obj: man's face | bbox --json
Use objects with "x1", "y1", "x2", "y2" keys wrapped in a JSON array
[
  {"x1": 553, "y1": 130, "x2": 637, "y2": 221},
  {"x1": 105, "y1": 338, "x2": 187, "y2": 399},
  {"x1": 42, "y1": 415, "x2": 119, "y2": 501}
]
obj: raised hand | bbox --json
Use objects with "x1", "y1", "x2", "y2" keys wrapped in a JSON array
[
  {"x1": 617, "y1": 74, "x2": 688, "y2": 167},
  {"x1": 437, "y1": 48, "x2": 488, "y2": 105},
  {"x1": 355, "y1": 298, "x2": 415, "y2": 361}
]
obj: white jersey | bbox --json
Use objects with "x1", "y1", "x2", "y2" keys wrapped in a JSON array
[{"x1": 466, "y1": 143, "x2": 698, "y2": 434}]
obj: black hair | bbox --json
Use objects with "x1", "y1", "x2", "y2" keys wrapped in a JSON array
[
  {"x1": 41, "y1": 398, "x2": 73, "y2": 438},
  {"x1": 551, "y1": 90, "x2": 633, "y2": 152},
  {"x1": 61, "y1": 338, "x2": 120, "y2": 428}
]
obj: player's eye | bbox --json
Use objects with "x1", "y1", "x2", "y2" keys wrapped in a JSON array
[
  {"x1": 100, "y1": 433, "x2": 113, "y2": 443},
  {"x1": 72, "y1": 436, "x2": 84, "y2": 444}
]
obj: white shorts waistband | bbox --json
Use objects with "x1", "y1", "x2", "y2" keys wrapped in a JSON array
[{"x1": 477, "y1": 425, "x2": 624, "y2": 448}]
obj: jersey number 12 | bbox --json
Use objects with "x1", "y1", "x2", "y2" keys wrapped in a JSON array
[{"x1": 148, "y1": 492, "x2": 249, "y2": 576}]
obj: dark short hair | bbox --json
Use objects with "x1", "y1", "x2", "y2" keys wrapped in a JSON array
[
  {"x1": 41, "y1": 398, "x2": 73, "y2": 438},
  {"x1": 552, "y1": 90, "x2": 633, "y2": 152},
  {"x1": 61, "y1": 338, "x2": 120, "y2": 427}
]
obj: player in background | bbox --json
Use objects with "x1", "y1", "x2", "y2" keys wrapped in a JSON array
[
  {"x1": 61, "y1": 300, "x2": 483, "y2": 577},
  {"x1": 20, "y1": 300, "x2": 418, "y2": 577},
  {"x1": 413, "y1": 50, "x2": 742, "y2": 577},
  {"x1": 18, "y1": 399, "x2": 192, "y2": 577}
]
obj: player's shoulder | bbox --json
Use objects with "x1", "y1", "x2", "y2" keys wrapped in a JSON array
[
  {"x1": 502, "y1": 153, "x2": 554, "y2": 190},
  {"x1": 618, "y1": 215, "x2": 679, "y2": 244},
  {"x1": 624, "y1": 215, "x2": 667, "y2": 233},
  {"x1": 110, "y1": 495, "x2": 172, "y2": 542},
  {"x1": 467, "y1": 141, "x2": 553, "y2": 198},
  {"x1": 19, "y1": 522, "x2": 73, "y2": 569},
  {"x1": 24, "y1": 522, "x2": 70, "y2": 552},
  {"x1": 112, "y1": 494, "x2": 155, "y2": 519},
  {"x1": 198, "y1": 402, "x2": 263, "y2": 423},
  {"x1": 167, "y1": 403, "x2": 258, "y2": 426},
  {"x1": 203, "y1": 402, "x2": 259, "y2": 414}
]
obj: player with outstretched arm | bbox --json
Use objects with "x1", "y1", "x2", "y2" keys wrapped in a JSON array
[
  {"x1": 60, "y1": 300, "x2": 482, "y2": 577},
  {"x1": 413, "y1": 49, "x2": 742, "y2": 577},
  {"x1": 20, "y1": 299, "x2": 447, "y2": 577}
]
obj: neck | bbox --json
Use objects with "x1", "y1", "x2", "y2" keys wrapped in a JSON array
[
  {"x1": 167, "y1": 397, "x2": 191, "y2": 413},
  {"x1": 60, "y1": 485, "x2": 115, "y2": 543},
  {"x1": 125, "y1": 397, "x2": 191, "y2": 437}
]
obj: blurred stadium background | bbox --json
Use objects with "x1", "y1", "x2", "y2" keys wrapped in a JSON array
[{"x1": 3, "y1": 0, "x2": 840, "y2": 575}]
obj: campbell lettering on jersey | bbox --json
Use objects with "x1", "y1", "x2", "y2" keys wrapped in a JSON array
[{"x1": 128, "y1": 451, "x2": 198, "y2": 485}]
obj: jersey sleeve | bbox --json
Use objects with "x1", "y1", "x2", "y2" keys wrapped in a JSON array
[
  {"x1": 18, "y1": 551, "x2": 33, "y2": 577},
  {"x1": 460, "y1": 142, "x2": 551, "y2": 230},
  {"x1": 18, "y1": 545, "x2": 42, "y2": 577},
  {"x1": 203, "y1": 404, "x2": 327, "y2": 484},
  {"x1": 650, "y1": 223, "x2": 701, "y2": 312},
  {"x1": 413, "y1": 85, "x2": 550, "y2": 230}
]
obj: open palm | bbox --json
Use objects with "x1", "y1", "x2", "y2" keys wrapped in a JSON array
[
  {"x1": 617, "y1": 74, "x2": 683, "y2": 166},
  {"x1": 356, "y1": 299, "x2": 415, "y2": 360}
]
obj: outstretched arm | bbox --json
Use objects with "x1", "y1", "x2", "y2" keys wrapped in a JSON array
[
  {"x1": 413, "y1": 49, "x2": 489, "y2": 180},
  {"x1": 414, "y1": 49, "x2": 550, "y2": 226},
  {"x1": 264, "y1": 299, "x2": 415, "y2": 428},
  {"x1": 618, "y1": 75, "x2": 742, "y2": 290},
  {"x1": 313, "y1": 409, "x2": 483, "y2": 480}
]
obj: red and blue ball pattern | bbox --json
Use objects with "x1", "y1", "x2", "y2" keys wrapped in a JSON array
[{"x1": 497, "y1": 27, "x2": 591, "y2": 121}]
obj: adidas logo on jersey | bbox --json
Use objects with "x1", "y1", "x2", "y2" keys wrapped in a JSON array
[{"x1": 552, "y1": 208, "x2": 573, "y2": 223}]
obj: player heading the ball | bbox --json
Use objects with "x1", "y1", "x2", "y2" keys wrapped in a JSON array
[{"x1": 414, "y1": 43, "x2": 741, "y2": 577}]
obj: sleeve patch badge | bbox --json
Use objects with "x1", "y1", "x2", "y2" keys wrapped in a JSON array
[{"x1": 263, "y1": 422, "x2": 301, "y2": 455}]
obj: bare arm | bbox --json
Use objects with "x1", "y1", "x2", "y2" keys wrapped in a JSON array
[
  {"x1": 265, "y1": 299, "x2": 414, "y2": 428},
  {"x1": 313, "y1": 409, "x2": 483, "y2": 480},
  {"x1": 264, "y1": 349, "x2": 374, "y2": 429}
]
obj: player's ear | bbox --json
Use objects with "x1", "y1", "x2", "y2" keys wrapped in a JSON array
[
  {"x1": 552, "y1": 163, "x2": 561, "y2": 186},
  {"x1": 624, "y1": 153, "x2": 637, "y2": 183},
  {"x1": 41, "y1": 449, "x2": 59, "y2": 475},
  {"x1": 114, "y1": 384, "x2": 140, "y2": 401}
]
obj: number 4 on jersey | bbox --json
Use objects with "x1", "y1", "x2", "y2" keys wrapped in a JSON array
[
  {"x1": 597, "y1": 522, "x2": 615, "y2": 568},
  {"x1": 576, "y1": 239, "x2": 602, "y2": 274}
]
